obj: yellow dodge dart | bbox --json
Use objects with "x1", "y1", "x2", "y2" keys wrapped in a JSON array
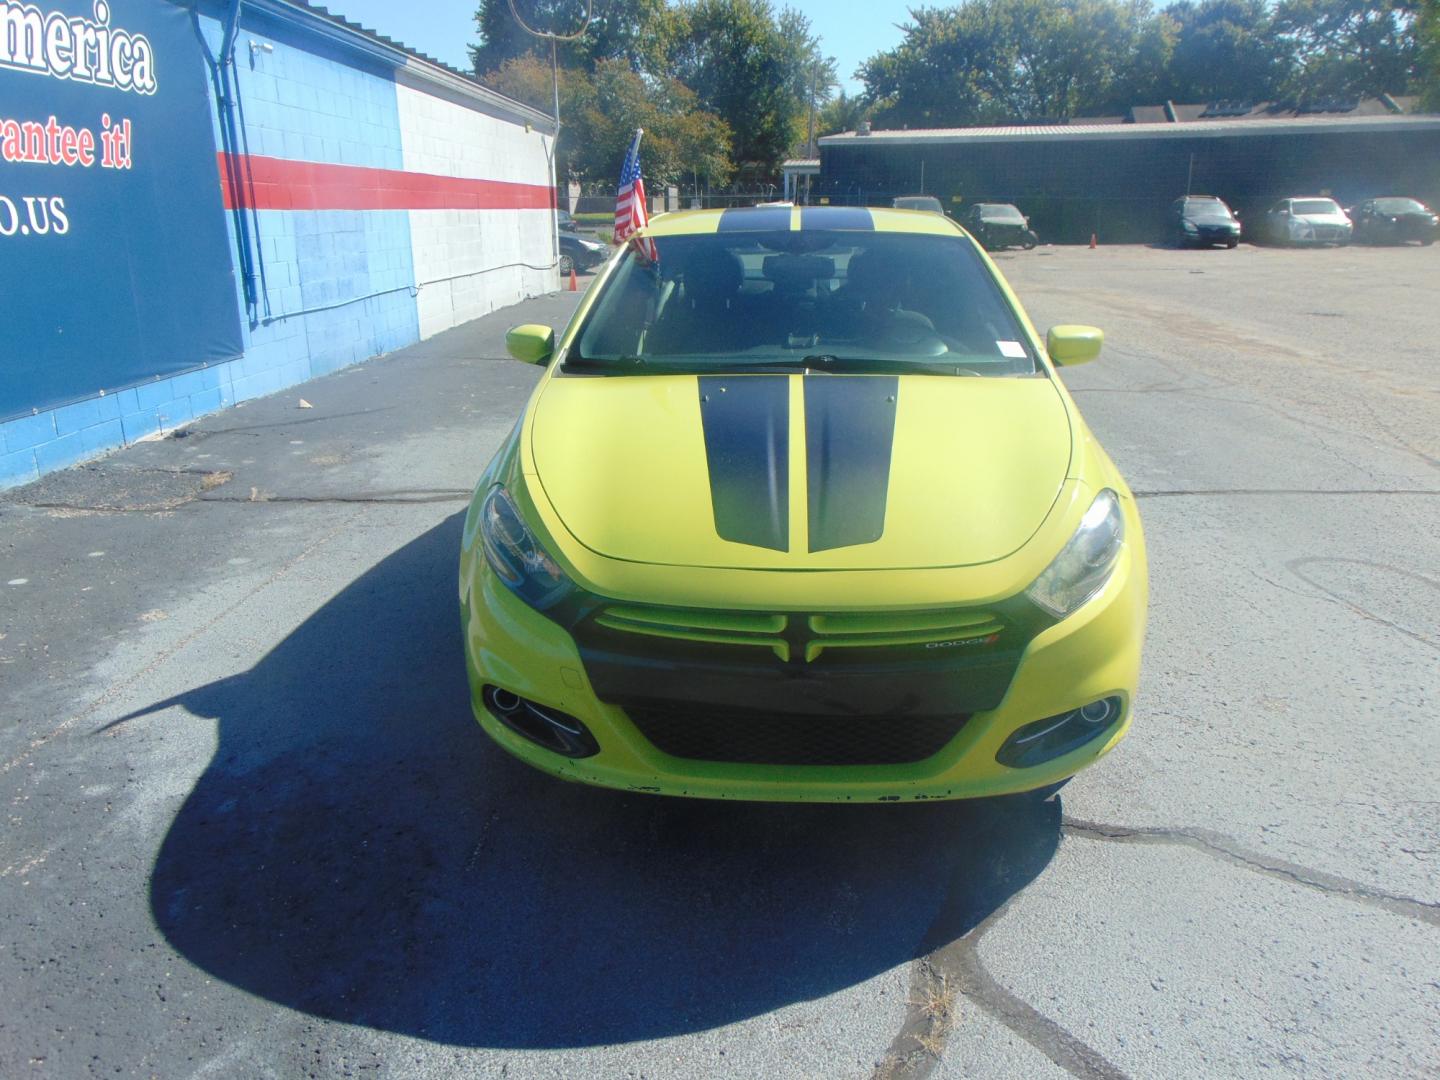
[{"x1": 458, "y1": 205, "x2": 1147, "y2": 802}]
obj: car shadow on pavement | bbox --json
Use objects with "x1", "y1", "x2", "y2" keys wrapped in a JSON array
[{"x1": 130, "y1": 512, "x2": 1060, "y2": 1048}]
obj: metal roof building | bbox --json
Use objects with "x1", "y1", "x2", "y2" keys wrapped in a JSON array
[{"x1": 816, "y1": 105, "x2": 1440, "y2": 243}]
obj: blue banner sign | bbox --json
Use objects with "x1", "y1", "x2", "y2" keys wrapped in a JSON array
[{"x1": 1, "y1": 0, "x2": 242, "y2": 421}]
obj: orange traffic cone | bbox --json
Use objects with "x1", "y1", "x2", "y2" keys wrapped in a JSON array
[
  {"x1": 1089, "y1": 232, "x2": 1098, "y2": 249},
  {"x1": 569, "y1": 268, "x2": 578, "y2": 291}
]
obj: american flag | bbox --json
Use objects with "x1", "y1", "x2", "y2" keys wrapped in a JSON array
[{"x1": 614, "y1": 129, "x2": 657, "y2": 261}]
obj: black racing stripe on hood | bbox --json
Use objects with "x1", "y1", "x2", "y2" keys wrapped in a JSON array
[
  {"x1": 698, "y1": 376, "x2": 789, "y2": 551},
  {"x1": 800, "y1": 206, "x2": 873, "y2": 231},
  {"x1": 805, "y1": 376, "x2": 898, "y2": 552},
  {"x1": 717, "y1": 205, "x2": 793, "y2": 232}
]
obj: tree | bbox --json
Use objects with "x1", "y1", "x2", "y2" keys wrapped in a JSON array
[
  {"x1": 485, "y1": 55, "x2": 734, "y2": 186},
  {"x1": 859, "y1": 1, "x2": 1168, "y2": 129},
  {"x1": 1159, "y1": 1, "x2": 1291, "y2": 102},
  {"x1": 655, "y1": 0, "x2": 829, "y2": 175},
  {"x1": 1273, "y1": 1, "x2": 1418, "y2": 101},
  {"x1": 816, "y1": 90, "x2": 871, "y2": 139},
  {"x1": 470, "y1": 0, "x2": 662, "y2": 76},
  {"x1": 1421, "y1": 0, "x2": 1440, "y2": 109}
]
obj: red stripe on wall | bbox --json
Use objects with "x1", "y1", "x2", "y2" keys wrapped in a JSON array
[{"x1": 217, "y1": 153, "x2": 554, "y2": 212}]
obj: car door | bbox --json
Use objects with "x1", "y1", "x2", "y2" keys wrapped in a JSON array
[
  {"x1": 1266, "y1": 201, "x2": 1290, "y2": 241},
  {"x1": 1352, "y1": 201, "x2": 1374, "y2": 237}
]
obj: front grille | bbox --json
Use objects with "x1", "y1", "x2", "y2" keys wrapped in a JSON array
[
  {"x1": 625, "y1": 703, "x2": 969, "y2": 766},
  {"x1": 593, "y1": 602, "x2": 1004, "y2": 664}
]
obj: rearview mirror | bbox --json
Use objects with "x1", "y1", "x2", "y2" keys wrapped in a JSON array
[
  {"x1": 1046, "y1": 325, "x2": 1103, "y2": 366},
  {"x1": 505, "y1": 324, "x2": 554, "y2": 365}
]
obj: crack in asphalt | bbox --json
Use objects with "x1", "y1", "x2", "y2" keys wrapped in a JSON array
[
  {"x1": 1284, "y1": 556, "x2": 1439, "y2": 653},
  {"x1": 198, "y1": 490, "x2": 471, "y2": 505},
  {"x1": 16, "y1": 489, "x2": 472, "y2": 511},
  {"x1": 1132, "y1": 488, "x2": 1440, "y2": 498},
  {"x1": 1061, "y1": 817, "x2": 1440, "y2": 926},
  {"x1": 876, "y1": 909, "x2": 1131, "y2": 1080},
  {"x1": 876, "y1": 807, "x2": 1438, "y2": 1079},
  {"x1": 874, "y1": 801, "x2": 1130, "y2": 1080}
]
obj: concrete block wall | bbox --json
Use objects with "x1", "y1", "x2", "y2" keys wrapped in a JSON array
[
  {"x1": 395, "y1": 81, "x2": 555, "y2": 337},
  {"x1": 2, "y1": 3, "x2": 554, "y2": 491}
]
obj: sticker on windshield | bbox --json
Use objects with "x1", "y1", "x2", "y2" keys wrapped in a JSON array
[{"x1": 997, "y1": 340, "x2": 1027, "y2": 358}]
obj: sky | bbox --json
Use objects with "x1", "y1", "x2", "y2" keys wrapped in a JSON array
[{"x1": 325, "y1": 0, "x2": 914, "y2": 95}]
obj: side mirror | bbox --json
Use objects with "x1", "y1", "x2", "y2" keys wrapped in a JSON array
[
  {"x1": 505, "y1": 324, "x2": 554, "y2": 365},
  {"x1": 1046, "y1": 325, "x2": 1103, "y2": 366}
]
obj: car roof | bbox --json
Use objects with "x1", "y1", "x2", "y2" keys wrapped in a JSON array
[{"x1": 642, "y1": 205, "x2": 961, "y2": 238}]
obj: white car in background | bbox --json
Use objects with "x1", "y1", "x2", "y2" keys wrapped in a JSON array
[{"x1": 1261, "y1": 197, "x2": 1353, "y2": 246}]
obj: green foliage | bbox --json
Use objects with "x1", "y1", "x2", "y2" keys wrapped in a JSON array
[
  {"x1": 860, "y1": 1, "x2": 1171, "y2": 128},
  {"x1": 1159, "y1": 1, "x2": 1291, "y2": 102},
  {"x1": 654, "y1": 0, "x2": 828, "y2": 172},
  {"x1": 471, "y1": 0, "x2": 663, "y2": 75},
  {"x1": 471, "y1": 0, "x2": 1432, "y2": 185},
  {"x1": 485, "y1": 55, "x2": 734, "y2": 186},
  {"x1": 816, "y1": 91, "x2": 872, "y2": 140},
  {"x1": 1273, "y1": 1, "x2": 1418, "y2": 100},
  {"x1": 1422, "y1": 0, "x2": 1440, "y2": 108},
  {"x1": 859, "y1": 0, "x2": 1426, "y2": 129},
  {"x1": 475, "y1": 0, "x2": 833, "y2": 182}
]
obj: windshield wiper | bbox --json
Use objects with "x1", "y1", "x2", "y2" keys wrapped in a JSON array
[
  {"x1": 797, "y1": 355, "x2": 981, "y2": 376},
  {"x1": 562, "y1": 354, "x2": 648, "y2": 372}
]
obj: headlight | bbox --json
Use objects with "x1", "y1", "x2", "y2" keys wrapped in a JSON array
[
  {"x1": 479, "y1": 485, "x2": 572, "y2": 610},
  {"x1": 1182, "y1": 221, "x2": 1198, "y2": 233},
  {"x1": 1025, "y1": 490, "x2": 1125, "y2": 619}
]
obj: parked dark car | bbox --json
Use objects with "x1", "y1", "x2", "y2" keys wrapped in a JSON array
[
  {"x1": 559, "y1": 232, "x2": 609, "y2": 275},
  {"x1": 961, "y1": 203, "x2": 1038, "y2": 249},
  {"x1": 892, "y1": 194, "x2": 945, "y2": 214},
  {"x1": 1168, "y1": 195, "x2": 1241, "y2": 248},
  {"x1": 557, "y1": 209, "x2": 579, "y2": 233},
  {"x1": 1346, "y1": 198, "x2": 1438, "y2": 246}
]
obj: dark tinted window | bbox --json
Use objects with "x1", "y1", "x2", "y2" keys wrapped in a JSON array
[
  {"x1": 572, "y1": 230, "x2": 1037, "y2": 377},
  {"x1": 1372, "y1": 198, "x2": 1428, "y2": 215}
]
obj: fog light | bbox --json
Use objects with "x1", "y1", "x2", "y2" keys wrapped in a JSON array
[
  {"x1": 996, "y1": 696, "x2": 1123, "y2": 769},
  {"x1": 482, "y1": 685, "x2": 599, "y2": 759}
]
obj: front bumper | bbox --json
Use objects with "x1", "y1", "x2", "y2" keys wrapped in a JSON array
[
  {"x1": 1287, "y1": 223, "x2": 1352, "y2": 245},
  {"x1": 1184, "y1": 226, "x2": 1240, "y2": 245},
  {"x1": 459, "y1": 531, "x2": 1147, "y2": 803}
]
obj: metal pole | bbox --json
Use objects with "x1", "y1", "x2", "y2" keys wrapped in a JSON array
[{"x1": 550, "y1": 38, "x2": 560, "y2": 270}]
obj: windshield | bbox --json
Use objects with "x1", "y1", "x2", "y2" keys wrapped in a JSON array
[
  {"x1": 571, "y1": 230, "x2": 1038, "y2": 377},
  {"x1": 1183, "y1": 200, "x2": 1233, "y2": 221},
  {"x1": 979, "y1": 204, "x2": 1026, "y2": 221},
  {"x1": 1372, "y1": 198, "x2": 1428, "y2": 215},
  {"x1": 1292, "y1": 199, "x2": 1342, "y2": 216},
  {"x1": 894, "y1": 197, "x2": 943, "y2": 212}
]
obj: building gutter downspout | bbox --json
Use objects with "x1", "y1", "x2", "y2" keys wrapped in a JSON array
[{"x1": 196, "y1": 0, "x2": 260, "y2": 320}]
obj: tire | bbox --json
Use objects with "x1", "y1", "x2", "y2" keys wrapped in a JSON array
[
  {"x1": 1022, "y1": 231, "x2": 1038, "y2": 250},
  {"x1": 1422, "y1": 238, "x2": 1434, "y2": 247},
  {"x1": 558, "y1": 253, "x2": 574, "y2": 276},
  {"x1": 1226, "y1": 238, "x2": 1238, "y2": 249}
]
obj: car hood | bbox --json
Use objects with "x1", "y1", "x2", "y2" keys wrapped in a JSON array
[
  {"x1": 1291, "y1": 212, "x2": 1351, "y2": 226},
  {"x1": 527, "y1": 372, "x2": 1073, "y2": 571}
]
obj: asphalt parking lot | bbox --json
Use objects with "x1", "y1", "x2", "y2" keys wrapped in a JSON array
[{"x1": 2, "y1": 243, "x2": 1437, "y2": 1079}]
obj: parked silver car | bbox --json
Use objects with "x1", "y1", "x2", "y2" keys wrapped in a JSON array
[{"x1": 1260, "y1": 197, "x2": 1353, "y2": 246}]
